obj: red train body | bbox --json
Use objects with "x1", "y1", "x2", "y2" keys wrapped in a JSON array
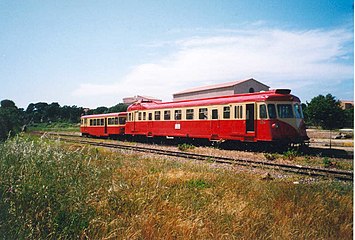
[
  {"x1": 80, "y1": 112, "x2": 127, "y2": 138},
  {"x1": 125, "y1": 89, "x2": 308, "y2": 144},
  {"x1": 80, "y1": 89, "x2": 309, "y2": 145}
]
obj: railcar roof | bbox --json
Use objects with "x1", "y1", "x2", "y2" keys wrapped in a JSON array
[
  {"x1": 81, "y1": 112, "x2": 127, "y2": 119},
  {"x1": 128, "y1": 90, "x2": 300, "y2": 111}
]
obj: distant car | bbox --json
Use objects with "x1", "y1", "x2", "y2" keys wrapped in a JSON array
[
  {"x1": 80, "y1": 112, "x2": 127, "y2": 138},
  {"x1": 335, "y1": 129, "x2": 354, "y2": 139}
]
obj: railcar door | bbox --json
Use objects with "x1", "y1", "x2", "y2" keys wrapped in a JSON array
[
  {"x1": 148, "y1": 112, "x2": 153, "y2": 136},
  {"x1": 246, "y1": 104, "x2": 255, "y2": 132},
  {"x1": 83, "y1": 118, "x2": 88, "y2": 133},
  {"x1": 104, "y1": 118, "x2": 108, "y2": 135},
  {"x1": 210, "y1": 108, "x2": 220, "y2": 140},
  {"x1": 133, "y1": 111, "x2": 136, "y2": 132}
]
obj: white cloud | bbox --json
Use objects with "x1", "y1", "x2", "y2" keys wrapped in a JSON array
[{"x1": 73, "y1": 26, "x2": 353, "y2": 103}]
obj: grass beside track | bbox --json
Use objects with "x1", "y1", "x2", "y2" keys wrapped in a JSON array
[
  {"x1": 0, "y1": 135, "x2": 352, "y2": 239},
  {"x1": 28, "y1": 122, "x2": 79, "y2": 132}
]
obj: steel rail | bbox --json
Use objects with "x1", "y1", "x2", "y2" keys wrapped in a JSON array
[{"x1": 50, "y1": 134, "x2": 353, "y2": 181}]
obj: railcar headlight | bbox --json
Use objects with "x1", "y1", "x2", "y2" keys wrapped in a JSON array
[{"x1": 272, "y1": 123, "x2": 279, "y2": 129}]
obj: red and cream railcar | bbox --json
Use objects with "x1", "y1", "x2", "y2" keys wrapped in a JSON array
[
  {"x1": 80, "y1": 112, "x2": 127, "y2": 137},
  {"x1": 125, "y1": 89, "x2": 309, "y2": 144}
]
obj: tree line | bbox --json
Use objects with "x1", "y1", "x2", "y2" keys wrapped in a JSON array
[
  {"x1": 0, "y1": 94, "x2": 353, "y2": 141},
  {"x1": 0, "y1": 100, "x2": 128, "y2": 140}
]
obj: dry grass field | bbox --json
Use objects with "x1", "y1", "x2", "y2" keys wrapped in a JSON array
[{"x1": 0, "y1": 135, "x2": 352, "y2": 239}]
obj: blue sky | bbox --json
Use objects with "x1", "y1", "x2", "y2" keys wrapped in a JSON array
[{"x1": 0, "y1": 0, "x2": 353, "y2": 108}]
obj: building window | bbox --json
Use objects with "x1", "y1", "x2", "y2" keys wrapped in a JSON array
[
  {"x1": 223, "y1": 106, "x2": 230, "y2": 119},
  {"x1": 249, "y1": 87, "x2": 255, "y2": 93},
  {"x1": 174, "y1": 110, "x2": 182, "y2": 120},
  {"x1": 186, "y1": 109, "x2": 194, "y2": 120},
  {"x1": 199, "y1": 108, "x2": 208, "y2": 119},
  {"x1": 164, "y1": 110, "x2": 171, "y2": 120}
]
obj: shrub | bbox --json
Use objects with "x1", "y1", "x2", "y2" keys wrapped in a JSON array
[
  {"x1": 178, "y1": 143, "x2": 195, "y2": 151},
  {"x1": 282, "y1": 149, "x2": 298, "y2": 160},
  {"x1": 264, "y1": 153, "x2": 277, "y2": 161}
]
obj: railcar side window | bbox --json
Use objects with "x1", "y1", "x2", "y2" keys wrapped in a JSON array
[
  {"x1": 212, "y1": 109, "x2": 218, "y2": 119},
  {"x1": 186, "y1": 109, "x2": 194, "y2": 120},
  {"x1": 128, "y1": 113, "x2": 131, "y2": 121},
  {"x1": 174, "y1": 110, "x2": 182, "y2": 120},
  {"x1": 267, "y1": 104, "x2": 277, "y2": 119},
  {"x1": 138, "y1": 112, "x2": 142, "y2": 121},
  {"x1": 143, "y1": 112, "x2": 146, "y2": 121},
  {"x1": 294, "y1": 104, "x2": 303, "y2": 118},
  {"x1": 164, "y1": 110, "x2": 171, "y2": 120},
  {"x1": 223, "y1": 106, "x2": 230, "y2": 119},
  {"x1": 199, "y1": 108, "x2": 208, "y2": 119},
  {"x1": 101, "y1": 119, "x2": 104, "y2": 126},
  {"x1": 277, "y1": 104, "x2": 294, "y2": 118},
  {"x1": 90, "y1": 119, "x2": 93, "y2": 126},
  {"x1": 148, "y1": 113, "x2": 152, "y2": 120},
  {"x1": 234, "y1": 106, "x2": 243, "y2": 119},
  {"x1": 259, "y1": 104, "x2": 267, "y2": 119},
  {"x1": 93, "y1": 119, "x2": 97, "y2": 126},
  {"x1": 115, "y1": 117, "x2": 119, "y2": 124},
  {"x1": 154, "y1": 111, "x2": 161, "y2": 120},
  {"x1": 119, "y1": 117, "x2": 126, "y2": 125},
  {"x1": 108, "y1": 118, "x2": 112, "y2": 125}
]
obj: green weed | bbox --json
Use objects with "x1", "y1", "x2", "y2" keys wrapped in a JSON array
[
  {"x1": 186, "y1": 179, "x2": 210, "y2": 189},
  {"x1": 264, "y1": 153, "x2": 278, "y2": 161},
  {"x1": 283, "y1": 149, "x2": 299, "y2": 160},
  {"x1": 178, "y1": 143, "x2": 195, "y2": 151}
]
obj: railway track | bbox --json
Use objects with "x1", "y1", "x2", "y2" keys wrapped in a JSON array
[{"x1": 38, "y1": 132, "x2": 353, "y2": 181}]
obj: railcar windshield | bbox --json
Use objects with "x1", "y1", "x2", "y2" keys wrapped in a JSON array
[
  {"x1": 293, "y1": 103, "x2": 304, "y2": 118},
  {"x1": 267, "y1": 104, "x2": 277, "y2": 119},
  {"x1": 277, "y1": 104, "x2": 294, "y2": 118}
]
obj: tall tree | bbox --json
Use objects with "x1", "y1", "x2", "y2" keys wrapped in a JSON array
[
  {"x1": 47, "y1": 102, "x2": 61, "y2": 122},
  {"x1": 107, "y1": 103, "x2": 128, "y2": 113},
  {"x1": 1, "y1": 99, "x2": 16, "y2": 108},
  {"x1": 0, "y1": 99, "x2": 21, "y2": 140},
  {"x1": 343, "y1": 108, "x2": 354, "y2": 128},
  {"x1": 93, "y1": 106, "x2": 108, "y2": 114},
  {"x1": 305, "y1": 94, "x2": 345, "y2": 129}
]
